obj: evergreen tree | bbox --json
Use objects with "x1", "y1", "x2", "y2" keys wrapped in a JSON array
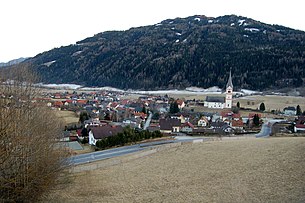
[
  {"x1": 142, "y1": 106, "x2": 147, "y2": 114},
  {"x1": 169, "y1": 101, "x2": 180, "y2": 114},
  {"x1": 259, "y1": 103, "x2": 266, "y2": 112},
  {"x1": 296, "y1": 105, "x2": 302, "y2": 115},
  {"x1": 79, "y1": 111, "x2": 89, "y2": 123},
  {"x1": 237, "y1": 101, "x2": 240, "y2": 108},
  {"x1": 253, "y1": 114, "x2": 260, "y2": 126}
]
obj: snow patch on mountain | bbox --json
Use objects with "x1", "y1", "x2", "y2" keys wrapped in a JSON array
[
  {"x1": 238, "y1": 19, "x2": 246, "y2": 26},
  {"x1": 244, "y1": 28, "x2": 260, "y2": 32},
  {"x1": 42, "y1": 60, "x2": 56, "y2": 67}
]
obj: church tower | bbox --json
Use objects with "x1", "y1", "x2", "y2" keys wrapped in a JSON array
[{"x1": 225, "y1": 69, "x2": 233, "y2": 109}]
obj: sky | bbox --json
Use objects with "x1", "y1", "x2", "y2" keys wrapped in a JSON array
[{"x1": 0, "y1": 0, "x2": 304, "y2": 63}]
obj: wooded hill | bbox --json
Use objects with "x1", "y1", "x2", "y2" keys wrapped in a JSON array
[{"x1": 27, "y1": 15, "x2": 305, "y2": 90}]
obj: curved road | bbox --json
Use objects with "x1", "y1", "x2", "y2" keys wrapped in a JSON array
[
  {"x1": 256, "y1": 119, "x2": 287, "y2": 138},
  {"x1": 69, "y1": 136, "x2": 204, "y2": 165}
]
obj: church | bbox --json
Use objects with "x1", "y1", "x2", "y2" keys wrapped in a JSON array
[{"x1": 204, "y1": 71, "x2": 233, "y2": 109}]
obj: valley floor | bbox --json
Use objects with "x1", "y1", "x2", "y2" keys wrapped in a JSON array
[{"x1": 47, "y1": 137, "x2": 305, "y2": 203}]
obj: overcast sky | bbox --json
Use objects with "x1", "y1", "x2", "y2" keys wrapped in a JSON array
[{"x1": 0, "y1": 0, "x2": 304, "y2": 62}]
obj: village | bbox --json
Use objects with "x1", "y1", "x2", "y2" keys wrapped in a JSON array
[{"x1": 32, "y1": 72, "x2": 305, "y2": 152}]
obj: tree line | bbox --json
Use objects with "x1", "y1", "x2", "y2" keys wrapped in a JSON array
[{"x1": 96, "y1": 126, "x2": 163, "y2": 149}]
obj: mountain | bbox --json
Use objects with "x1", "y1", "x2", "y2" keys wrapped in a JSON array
[
  {"x1": 0, "y1": 57, "x2": 29, "y2": 68},
  {"x1": 27, "y1": 15, "x2": 305, "y2": 90}
]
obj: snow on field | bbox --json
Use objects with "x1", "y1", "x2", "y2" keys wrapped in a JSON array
[
  {"x1": 133, "y1": 86, "x2": 222, "y2": 95},
  {"x1": 234, "y1": 89, "x2": 262, "y2": 96},
  {"x1": 37, "y1": 83, "x2": 82, "y2": 89},
  {"x1": 35, "y1": 84, "x2": 225, "y2": 95},
  {"x1": 194, "y1": 17, "x2": 201, "y2": 22},
  {"x1": 80, "y1": 86, "x2": 124, "y2": 92},
  {"x1": 176, "y1": 32, "x2": 182, "y2": 36}
]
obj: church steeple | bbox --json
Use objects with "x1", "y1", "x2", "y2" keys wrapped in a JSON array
[
  {"x1": 225, "y1": 69, "x2": 233, "y2": 109},
  {"x1": 226, "y1": 68, "x2": 233, "y2": 89}
]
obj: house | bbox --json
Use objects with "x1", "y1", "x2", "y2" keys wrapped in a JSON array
[
  {"x1": 210, "y1": 121, "x2": 234, "y2": 134},
  {"x1": 249, "y1": 113, "x2": 262, "y2": 119},
  {"x1": 159, "y1": 118, "x2": 181, "y2": 134},
  {"x1": 232, "y1": 119, "x2": 244, "y2": 130},
  {"x1": 176, "y1": 99, "x2": 185, "y2": 109},
  {"x1": 170, "y1": 113, "x2": 189, "y2": 124},
  {"x1": 204, "y1": 96, "x2": 225, "y2": 109},
  {"x1": 180, "y1": 122, "x2": 195, "y2": 133},
  {"x1": 123, "y1": 118, "x2": 141, "y2": 128},
  {"x1": 89, "y1": 125, "x2": 124, "y2": 145},
  {"x1": 283, "y1": 106, "x2": 297, "y2": 116},
  {"x1": 54, "y1": 101, "x2": 64, "y2": 108},
  {"x1": 294, "y1": 116, "x2": 305, "y2": 132},
  {"x1": 197, "y1": 116, "x2": 209, "y2": 127}
]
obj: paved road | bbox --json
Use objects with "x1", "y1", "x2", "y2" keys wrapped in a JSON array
[
  {"x1": 143, "y1": 111, "x2": 152, "y2": 130},
  {"x1": 69, "y1": 136, "x2": 203, "y2": 165},
  {"x1": 256, "y1": 119, "x2": 287, "y2": 138}
]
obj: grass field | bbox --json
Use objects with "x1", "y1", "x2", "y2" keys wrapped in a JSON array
[
  {"x1": 54, "y1": 110, "x2": 79, "y2": 125},
  {"x1": 47, "y1": 137, "x2": 305, "y2": 203}
]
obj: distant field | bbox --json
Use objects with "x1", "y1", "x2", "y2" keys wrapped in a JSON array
[
  {"x1": 47, "y1": 137, "x2": 305, "y2": 203},
  {"x1": 154, "y1": 93, "x2": 305, "y2": 113},
  {"x1": 54, "y1": 110, "x2": 79, "y2": 125},
  {"x1": 236, "y1": 95, "x2": 305, "y2": 112}
]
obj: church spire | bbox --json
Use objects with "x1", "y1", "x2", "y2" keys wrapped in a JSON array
[{"x1": 226, "y1": 68, "x2": 233, "y2": 89}]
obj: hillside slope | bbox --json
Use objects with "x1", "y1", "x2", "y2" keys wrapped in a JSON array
[
  {"x1": 46, "y1": 137, "x2": 305, "y2": 203},
  {"x1": 29, "y1": 15, "x2": 305, "y2": 90}
]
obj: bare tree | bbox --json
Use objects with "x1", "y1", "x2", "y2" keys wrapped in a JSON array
[{"x1": 0, "y1": 64, "x2": 69, "y2": 202}]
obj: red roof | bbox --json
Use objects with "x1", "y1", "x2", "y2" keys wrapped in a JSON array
[
  {"x1": 77, "y1": 99, "x2": 87, "y2": 104},
  {"x1": 221, "y1": 110, "x2": 233, "y2": 117},
  {"x1": 249, "y1": 113, "x2": 261, "y2": 118},
  {"x1": 233, "y1": 113, "x2": 241, "y2": 118},
  {"x1": 295, "y1": 124, "x2": 305, "y2": 128},
  {"x1": 134, "y1": 112, "x2": 147, "y2": 118},
  {"x1": 181, "y1": 122, "x2": 195, "y2": 129},
  {"x1": 54, "y1": 101, "x2": 63, "y2": 107},
  {"x1": 176, "y1": 99, "x2": 184, "y2": 106},
  {"x1": 232, "y1": 120, "x2": 244, "y2": 127},
  {"x1": 121, "y1": 99, "x2": 130, "y2": 105}
]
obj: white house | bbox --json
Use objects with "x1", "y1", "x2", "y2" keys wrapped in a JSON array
[
  {"x1": 283, "y1": 106, "x2": 296, "y2": 116},
  {"x1": 180, "y1": 122, "x2": 195, "y2": 133},
  {"x1": 197, "y1": 116, "x2": 209, "y2": 127},
  {"x1": 88, "y1": 125, "x2": 124, "y2": 145}
]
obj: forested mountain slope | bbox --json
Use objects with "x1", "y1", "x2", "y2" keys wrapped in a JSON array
[{"x1": 28, "y1": 15, "x2": 305, "y2": 90}]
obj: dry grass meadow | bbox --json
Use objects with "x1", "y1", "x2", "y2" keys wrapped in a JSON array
[
  {"x1": 47, "y1": 137, "x2": 305, "y2": 203},
  {"x1": 54, "y1": 110, "x2": 79, "y2": 125}
]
